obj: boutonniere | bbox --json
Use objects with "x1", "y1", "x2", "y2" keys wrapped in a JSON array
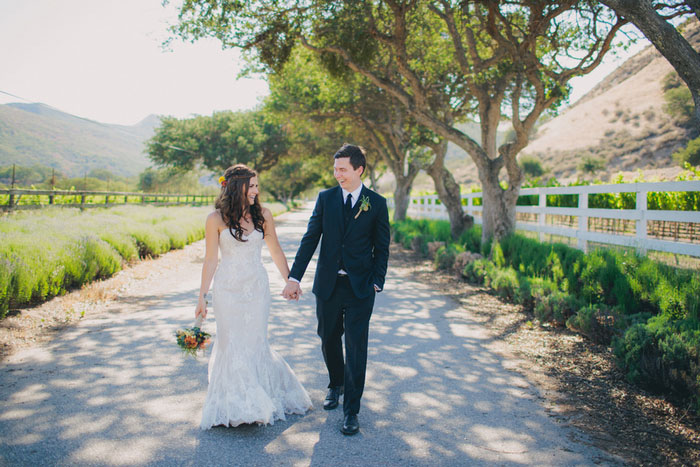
[{"x1": 354, "y1": 195, "x2": 371, "y2": 219}]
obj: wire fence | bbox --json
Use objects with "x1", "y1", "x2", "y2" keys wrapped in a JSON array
[{"x1": 0, "y1": 189, "x2": 216, "y2": 211}]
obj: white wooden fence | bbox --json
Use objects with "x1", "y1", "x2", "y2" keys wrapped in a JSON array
[{"x1": 394, "y1": 180, "x2": 700, "y2": 258}]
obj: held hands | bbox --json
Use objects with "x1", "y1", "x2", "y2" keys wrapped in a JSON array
[
  {"x1": 282, "y1": 280, "x2": 302, "y2": 301},
  {"x1": 195, "y1": 297, "x2": 208, "y2": 320}
]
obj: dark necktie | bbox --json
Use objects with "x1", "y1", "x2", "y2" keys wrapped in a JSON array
[
  {"x1": 340, "y1": 193, "x2": 352, "y2": 273},
  {"x1": 344, "y1": 193, "x2": 352, "y2": 222}
]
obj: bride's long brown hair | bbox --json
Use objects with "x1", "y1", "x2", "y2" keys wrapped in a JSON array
[{"x1": 215, "y1": 164, "x2": 265, "y2": 242}]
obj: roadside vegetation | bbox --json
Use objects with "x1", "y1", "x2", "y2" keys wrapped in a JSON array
[
  {"x1": 392, "y1": 216, "x2": 700, "y2": 412},
  {"x1": 396, "y1": 164, "x2": 700, "y2": 412},
  {"x1": 0, "y1": 206, "x2": 209, "y2": 317}
]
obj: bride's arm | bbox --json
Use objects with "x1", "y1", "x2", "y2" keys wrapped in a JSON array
[
  {"x1": 195, "y1": 212, "x2": 221, "y2": 319},
  {"x1": 262, "y1": 208, "x2": 293, "y2": 284}
]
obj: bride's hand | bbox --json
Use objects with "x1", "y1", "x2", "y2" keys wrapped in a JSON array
[{"x1": 195, "y1": 297, "x2": 208, "y2": 319}]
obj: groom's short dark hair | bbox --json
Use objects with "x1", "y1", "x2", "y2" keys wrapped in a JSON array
[{"x1": 334, "y1": 143, "x2": 366, "y2": 175}]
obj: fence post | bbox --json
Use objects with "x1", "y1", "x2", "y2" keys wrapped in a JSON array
[
  {"x1": 8, "y1": 189, "x2": 15, "y2": 211},
  {"x1": 577, "y1": 190, "x2": 588, "y2": 253},
  {"x1": 538, "y1": 189, "x2": 546, "y2": 242},
  {"x1": 636, "y1": 188, "x2": 648, "y2": 255},
  {"x1": 80, "y1": 192, "x2": 86, "y2": 209},
  {"x1": 49, "y1": 169, "x2": 55, "y2": 205}
]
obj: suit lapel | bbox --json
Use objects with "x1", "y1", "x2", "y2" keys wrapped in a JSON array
[{"x1": 334, "y1": 186, "x2": 347, "y2": 236}]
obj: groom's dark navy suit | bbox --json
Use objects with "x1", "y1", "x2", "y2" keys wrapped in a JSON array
[{"x1": 290, "y1": 184, "x2": 390, "y2": 416}]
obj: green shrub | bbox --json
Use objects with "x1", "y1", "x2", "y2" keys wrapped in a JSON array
[
  {"x1": 463, "y1": 259, "x2": 495, "y2": 285},
  {"x1": 458, "y1": 225, "x2": 482, "y2": 254},
  {"x1": 490, "y1": 267, "x2": 519, "y2": 301},
  {"x1": 519, "y1": 155, "x2": 546, "y2": 179},
  {"x1": 0, "y1": 259, "x2": 10, "y2": 317},
  {"x1": 579, "y1": 249, "x2": 634, "y2": 312},
  {"x1": 498, "y1": 234, "x2": 582, "y2": 292},
  {"x1": 434, "y1": 245, "x2": 457, "y2": 270},
  {"x1": 662, "y1": 71, "x2": 683, "y2": 91},
  {"x1": 528, "y1": 277, "x2": 560, "y2": 307},
  {"x1": 664, "y1": 86, "x2": 694, "y2": 122},
  {"x1": 130, "y1": 230, "x2": 172, "y2": 257},
  {"x1": 672, "y1": 136, "x2": 700, "y2": 167},
  {"x1": 578, "y1": 156, "x2": 606, "y2": 174},
  {"x1": 490, "y1": 241, "x2": 506, "y2": 268},
  {"x1": 427, "y1": 220, "x2": 452, "y2": 243},
  {"x1": 567, "y1": 304, "x2": 625, "y2": 345},
  {"x1": 615, "y1": 316, "x2": 700, "y2": 408},
  {"x1": 100, "y1": 232, "x2": 139, "y2": 261},
  {"x1": 534, "y1": 291, "x2": 583, "y2": 326}
]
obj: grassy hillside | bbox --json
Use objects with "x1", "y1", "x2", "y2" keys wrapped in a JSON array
[{"x1": 0, "y1": 103, "x2": 159, "y2": 178}]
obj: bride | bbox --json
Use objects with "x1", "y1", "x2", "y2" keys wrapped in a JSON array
[{"x1": 194, "y1": 163, "x2": 312, "y2": 429}]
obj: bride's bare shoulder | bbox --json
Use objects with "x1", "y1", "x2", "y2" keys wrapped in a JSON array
[
  {"x1": 206, "y1": 210, "x2": 226, "y2": 226},
  {"x1": 260, "y1": 206, "x2": 273, "y2": 219}
]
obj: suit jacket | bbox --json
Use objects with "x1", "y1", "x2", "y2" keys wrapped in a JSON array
[{"x1": 290, "y1": 184, "x2": 390, "y2": 301}]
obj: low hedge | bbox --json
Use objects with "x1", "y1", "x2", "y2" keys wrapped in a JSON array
[
  {"x1": 393, "y1": 218, "x2": 700, "y2": 411},
  {"x1": 0, "y1": 206, "x2": 210, "y2": 317}
]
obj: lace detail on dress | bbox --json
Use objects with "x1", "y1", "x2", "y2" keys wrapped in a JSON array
[{"x1": 200, "y1": 229, "x2": 312, "y2": 429}]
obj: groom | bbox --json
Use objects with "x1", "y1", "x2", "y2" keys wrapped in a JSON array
[{"x1": 283, "y1": 143, "x2": 390, "y2": 435}]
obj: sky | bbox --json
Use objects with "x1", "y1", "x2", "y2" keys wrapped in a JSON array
[{"x1": 0, "y1": 0, "x2": 650, "y2": 126}]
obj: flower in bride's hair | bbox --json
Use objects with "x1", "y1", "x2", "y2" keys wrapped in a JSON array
[{"x1": 218, "y1": 175, "x2": 227, "y2": 187}]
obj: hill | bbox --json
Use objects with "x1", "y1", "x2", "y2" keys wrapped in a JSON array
[
  {"x1": 0, "y1": 103, "x2": 160, "y2": 177},
  {"x1": 521, "y1": 18, "x2": 700, "y2": 183}
]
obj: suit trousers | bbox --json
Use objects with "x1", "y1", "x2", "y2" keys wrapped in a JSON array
[{"x1": 316, "y1": 275, "x2": 375, "y2": 416}]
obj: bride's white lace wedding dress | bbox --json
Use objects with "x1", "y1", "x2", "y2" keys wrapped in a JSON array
[{"x1": 200, "y1": 228, "x2": 312, "y2": 429}]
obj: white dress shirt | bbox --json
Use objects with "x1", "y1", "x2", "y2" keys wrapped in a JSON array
[{"x1": 341, "y1": 183, "x2": 364, "y2": 210}]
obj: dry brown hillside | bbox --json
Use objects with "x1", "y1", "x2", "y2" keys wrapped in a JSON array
[
  {"x1": 522, "y1": 18, "x2": 700, "y2": 182},
  {"x1": 384, "y1": 19, "x2": 699, "y2": 193}
]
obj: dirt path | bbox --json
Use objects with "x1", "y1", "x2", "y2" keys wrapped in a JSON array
[{"x1": 0, "y1": 206, "x2": 621, "y2": 466}]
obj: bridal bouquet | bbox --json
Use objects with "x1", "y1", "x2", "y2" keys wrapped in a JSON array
[{"x1": 175, "y1": 315, "x2": 211, "y2": 358}]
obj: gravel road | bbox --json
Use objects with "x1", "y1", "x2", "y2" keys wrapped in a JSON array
[{"x1": 0, "y1": 205, "x2": 622, "y2": 466}]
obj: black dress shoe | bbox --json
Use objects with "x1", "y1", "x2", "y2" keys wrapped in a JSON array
[
  {"x1": 323, "y1": 386, "x2": 343, "y2": 410},
  {"x1": 341, "y1": 414, "x2": 359, "y2": 435}
]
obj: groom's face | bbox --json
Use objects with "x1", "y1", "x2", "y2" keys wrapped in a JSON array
[{"x1": 334, "y1": 158, "x2": 363, "y2": 191}]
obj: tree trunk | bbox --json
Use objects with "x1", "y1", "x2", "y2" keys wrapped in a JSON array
[
  {"x1": 366, "y1": 163, "x2": 379, "y2": 191},
  {"x1": 392, "y1": 176, "x2": 413, "y2": 222},
  {"x1": 425, "y1": 141, "x2": 473, "y2": 239},
  {"x1": 601, "y1": 0, "x2": 700, "y2": 124},
  {"x1": 479, "y1": 164, "x2": 516, "y2": 242},
  {"x1": 387, "y1": 158, "x2": 420, "y2": 222}
]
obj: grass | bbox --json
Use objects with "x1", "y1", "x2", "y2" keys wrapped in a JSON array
[{"x1": 0, "y1": 205, "x2": 211, "y2": 317}]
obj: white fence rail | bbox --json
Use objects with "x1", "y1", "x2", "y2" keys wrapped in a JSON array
[{"x1": 393, "y1": 180, "x2": 700, "y2": 258}]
